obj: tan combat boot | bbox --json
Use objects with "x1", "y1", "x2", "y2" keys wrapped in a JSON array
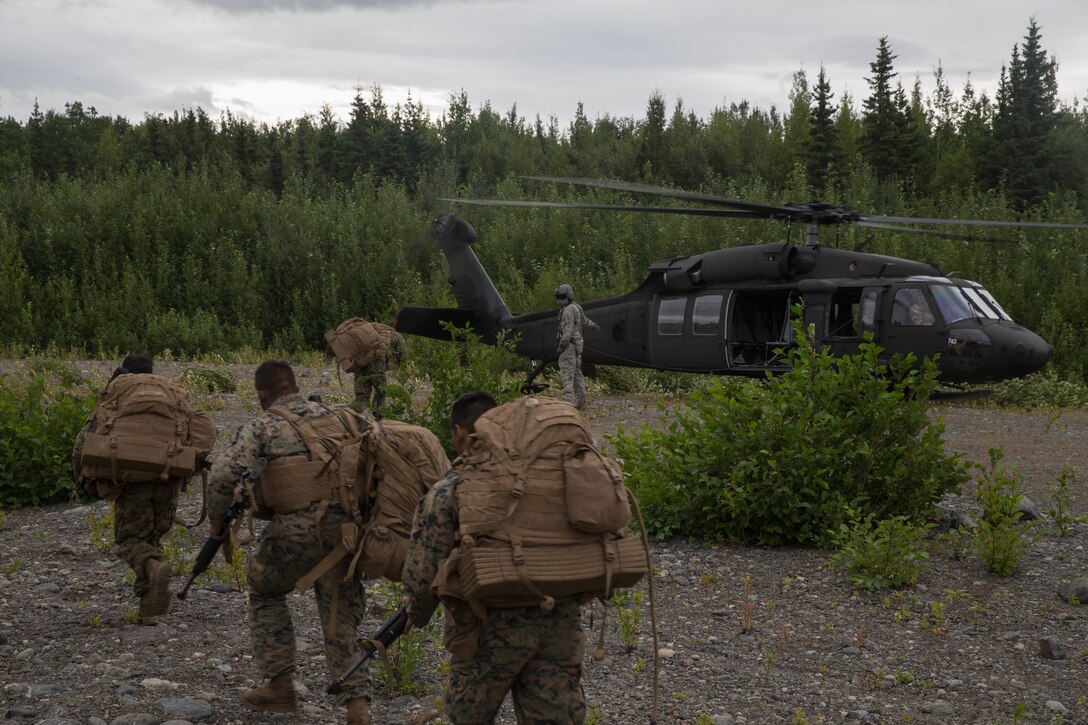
[
  {"x1": 241, "y1": 673, "x2": 297, "y2": 713},
  {"x1": 346, "y1": 697, "x2": 371, "y2": 725},
  {"x1": 140, "y1": 559, "x2": 172, "y2": 619}
]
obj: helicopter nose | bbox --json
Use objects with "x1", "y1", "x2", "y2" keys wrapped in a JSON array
[{"x1": 988, "y1": 325, "x2": 1053, "y2": 377}]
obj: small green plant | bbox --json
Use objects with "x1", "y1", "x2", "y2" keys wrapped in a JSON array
[
  {"x1": 87, "y1": 614, "x2": 102, "y2": 628},
  {"x1": 793, "y1": 708, "x2": 810, "y2": 725},
  {"x1": 1049, "y1": 467, "x2": 1078, "y2": 537},
  {"x1": 894, "y1": 604, "x2": 911, "y2": 624},
  {"x1": 696, "y1": 715, "x2": 715, "y2": 725},
  {"x1": 87, "y1": 508, "x2": 114, "y2": 552},
  {"x1": 1012, "y1": 701, "x2": 1027, "y2": 722},
  {"x1": 699, "y1": 571, "x2": 720, "y2": 587},
  {"x1": 631, "y1": 657, "x2": 646, "y2": 675},
  {"x1": 584, "y1": 705, "x2": 602, "y2": 725},
  {"x1": 672, "y1": 691, "x2": 689, "y2": 702},
  {"x1": 922, "y1": 601, "x2": 947, "y2": 635},
  {"x1": 372, "y1": 617, "x2": 439, "y2": 697},
  {"x1": 740, "y1": 575, "x2": 757, "y2": 633},
  {"x1": 123, "y1": 608, "x2": 141, "y2": 624},
  {"x1": 612, "y1": 589, "x2": 644, "y2": 651},
  {"x1": 973, "y1": 447, "x2": 1034, "y2": 576},
  {"x1": 763, "y1": 649, "x2": 777, "y2": 672},
  {"x1": 1, "y1": 556, "x2": 22, "y2": 575},
  {"x1": 895, "y1": 667, "x2": 914, "y2": 684},
  {"x1": 829, "y1": 511, "x2": 933, "y2": 590}
]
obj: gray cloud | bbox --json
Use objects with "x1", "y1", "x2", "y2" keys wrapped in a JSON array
[{"x1": 186, "y1": 0, "x2": 463, "y2": 12}]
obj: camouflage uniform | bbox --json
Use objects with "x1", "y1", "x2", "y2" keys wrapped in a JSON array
[
  {"x1": 404, "y1": 472, "x2": 587, "y2": 724},
  {"x1": 72, "y1": 380, "x2": 183, "y2": 603},
  {"x1": 207, "y1": 394, "x2": 370, "y2": 706},
  {"x1": 557, "y1": 302, "x2": 599, "y2": 408},
  {"x1": 353, "y1": 324, "x2": 407, "y2": 414}
]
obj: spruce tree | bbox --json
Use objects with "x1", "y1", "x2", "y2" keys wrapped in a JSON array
[
  {"x1": 991, "y1": 18, "x2": 1059, "y2": 209},
  {"x1": 808, "y1": 66, "x2": 837, "y2": 193}
]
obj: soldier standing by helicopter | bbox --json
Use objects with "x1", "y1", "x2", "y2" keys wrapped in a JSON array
[{"x1": 555, "y1": 284, "x2": 599, "y2": 409}]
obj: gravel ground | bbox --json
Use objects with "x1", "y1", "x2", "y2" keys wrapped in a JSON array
[{"x1": 3, "y1": 361, "x2": 1088, "y2": 724}]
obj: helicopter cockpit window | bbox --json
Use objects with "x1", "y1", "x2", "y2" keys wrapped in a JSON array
[
  {"x1": 891, "y1": 288, "x2": 935, "y2": 326},
  {"x1": 930, "y1": 285, "x2": 973, "y2": 324},
  {"x1": 692, "y1": 295, "x2": 723, "y2": 336},
  {"x1": 961, "y1": 287, "x2": 1009, "y2": 321},
  {"x1": 975, "y1": 287, "x2": 1013, "y2": 321},
  {"x1": 657, "y1": 297, "x2": 687, "y2": 336}
]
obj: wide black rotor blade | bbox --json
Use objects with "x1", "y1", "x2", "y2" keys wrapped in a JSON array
[
  {"x1": 437, "y1": 197, "x2": 771, "y2": 219},
  {"x1": 522, "y1": 176, "x2": 796, "y2": 217},
  {"x1": 859, "y1": 214, "x2": 1088, "y2": 231}
]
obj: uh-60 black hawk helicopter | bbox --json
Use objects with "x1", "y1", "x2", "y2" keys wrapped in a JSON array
[{"x1": 396, "y1": 176, "x2": 1088, "y2": 390}]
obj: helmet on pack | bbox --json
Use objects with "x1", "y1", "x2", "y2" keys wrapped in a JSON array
[{"x1": 555, "y1": 284, "x2": 575, "y2": 304}]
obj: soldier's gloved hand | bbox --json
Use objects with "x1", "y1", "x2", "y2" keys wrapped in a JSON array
[{"x1": 209, "y1": 517, "x2": 229, "y2": 541}]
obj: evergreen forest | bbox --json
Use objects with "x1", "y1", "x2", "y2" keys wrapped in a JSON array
[{"x1": 3, "y1": 21, "x2": 1088, "y2": 379}]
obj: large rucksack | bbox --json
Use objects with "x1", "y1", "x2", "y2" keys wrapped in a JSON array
[
  {"x1": 354, "y1": 419, "x2": 450, "y2": 581},
  {"x1": 80, "y1": 373, "x2": 215, "y2": 484},
  {"x1": 259, "y1": 404, "x2": 449, "y2": 589},
  {"x1": 325, "y1": 318, "x2": 385, "y2": 373},
  {"x1": 437, "y1": 396, "x2": 647, "y2": 609}
]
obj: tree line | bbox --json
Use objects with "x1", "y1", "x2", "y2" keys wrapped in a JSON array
[{"x1": 2, "y1": 20, "x2": 1088, "y2": 378}]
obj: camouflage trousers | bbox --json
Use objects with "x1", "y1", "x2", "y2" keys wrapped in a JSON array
[
  {"x1": 446, "y1": 601, "x2": 586, "y2": 724},
  {"x1": 112, "y1": 480, "x2": 180, "y2": 597},
  {"x1": 353, "y1": 369, "x2": 387, "y2": 412},
  {"x1": 558, "y1": 341, "x2": 586, "y2": 407},
  {"x1": 247, "y1": 505, "x2": 369, "y2": 705}
]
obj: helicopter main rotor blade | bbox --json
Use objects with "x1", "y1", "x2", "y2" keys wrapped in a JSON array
[
  {"x1": 522, "y1": 176, "x2": 797, "y2": 217},
  {"x1": 438, "y1": 197, "x2": 771, "y2": 219},
  {"x1": 854, "y1": 221, "x2": 1011, "y2": 244},
  {"x1": 859, "y1": 214, "x2": 1088, "y2": 231}
]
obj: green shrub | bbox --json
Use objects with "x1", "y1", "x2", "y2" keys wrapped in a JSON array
[
  {"x1": 610, "y1": 329, "x2": 970, "y2": 546},
  {"x1": 830, "y1": 511, "x2": 934, "y2": 590},
  {"x1": 178, "y1": 365, "x2": 238, "y2": 394},
  {"x1": 386, "y1": 323, "x2": 525, "y2": 453},
  {"x1": 0, "y1": 371, "x2": 97, "y2": 507},
  {"x1": 974, "y1": 447, "x2": 1034, "y2": 576},
  {"x1": 978, "y1": 370, "x2": 1088, "y2": 408}
]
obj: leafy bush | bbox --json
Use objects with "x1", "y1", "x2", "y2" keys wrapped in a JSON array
[
  {"x1": 973, "y1": 447, "x2": 1034, "y2": 576},
  {"x1": 830, "y1": 511, "x2": 934, "y2": 590},
  {"x1": 610, "y1": 330, "x2": 970, "y2": 546},
  {"x1": 980, "y1": 370, "x2": 1088, "y2": 408},
  {"x1": 0, "y1": 370, "x2": 97, "y2": 507},
  {"x1": 178, "y1": 365, "x2": 238, "y2": 394},
  {"x1": 385, "y1": 324, "x2": 525, "y2": 453}
]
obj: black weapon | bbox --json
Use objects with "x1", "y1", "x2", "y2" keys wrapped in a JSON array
[
  {"x1": 176, "y1": 456, "x2": 267, "y2": 600},
  {"x1": 327, "y1": 606, "x2": 410, "y2": 695}
]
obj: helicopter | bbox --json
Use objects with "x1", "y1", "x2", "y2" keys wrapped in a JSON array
[{"x1": 396, "y1": 176, "x2": 1088, "y2": 388}]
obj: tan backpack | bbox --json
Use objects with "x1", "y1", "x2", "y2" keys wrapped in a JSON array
[
  {"x1": 354, "y1": 419, "x2": 450, "y2": 581},
  {"x1": 259, "y1": 404, "x2": 449, "y2": 589},
  {"x1": 80, "y1": 373, "x2": 213, "y2": 484},
  {"x1": 438, "y1": 396, "x2": 646, "y2": 608},
  {"x1": 325, "y1": 318, "x2": 385, "y2": 373}
]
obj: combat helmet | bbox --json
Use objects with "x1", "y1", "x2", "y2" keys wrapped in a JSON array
[{"x1": 555, "y1": 284, "x2": 575, "y2": 304}]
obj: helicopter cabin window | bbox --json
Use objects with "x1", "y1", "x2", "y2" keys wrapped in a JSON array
[
  {"x1": 891, "y1": 288, "x2": 935, "y2": 326},
  {"x1": 828, "y1": 289, "x2": 862, "y2": 338},
  {"x1": 692, "y1": 295, "x2": 724, "y2": 336},
  {"x1": 657, "y1": 297, "x2": 687, "y2": 336}
]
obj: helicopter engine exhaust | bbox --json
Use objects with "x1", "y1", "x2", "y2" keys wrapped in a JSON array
[{"x1": 663, "y1": 243, "x2": 817, "y2": 292}]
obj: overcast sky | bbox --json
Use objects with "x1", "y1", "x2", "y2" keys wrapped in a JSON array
[{"x1": 2, "y1": 0, "x2": 1087, "y2": 130}]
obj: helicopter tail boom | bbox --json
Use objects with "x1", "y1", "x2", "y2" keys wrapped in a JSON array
[{"x1": 396, "y1": 214, "x2": 514, "y2": 342}]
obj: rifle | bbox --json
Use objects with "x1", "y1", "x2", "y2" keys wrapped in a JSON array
[
  {"x1": 327, "y1": 606, "x2": 410, "y2": 695},
  {"x1": 176, "y1": 456, "x2": 268, "y2": 601}
]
